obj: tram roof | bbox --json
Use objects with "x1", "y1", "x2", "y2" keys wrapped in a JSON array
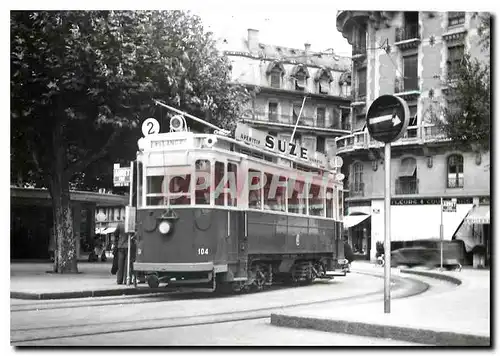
[{"x1": 139, "y1": 130, "x2": 339, "y2": 174}]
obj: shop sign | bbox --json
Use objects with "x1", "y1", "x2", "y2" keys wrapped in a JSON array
[{"x1": 113, "y1": 164, "x2": 131, "y2": 187}]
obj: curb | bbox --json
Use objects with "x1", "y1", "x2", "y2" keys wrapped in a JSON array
[
  {"x1": 399, "y1": 269, "x2": 462, "y2": 285},
  {"x1": 270, "y1": 314, "x2": 490, "y2": 346},
  {"x1": 270, "y1": 269, "x2": 489, "y2": 346},
  {"x1": 10, "y1": 287, "x2": 170, "y2": 300}
]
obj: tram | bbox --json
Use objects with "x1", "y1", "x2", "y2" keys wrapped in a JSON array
[{"x1": 130, "y1": 102, "x2": 347, "y2": 292}]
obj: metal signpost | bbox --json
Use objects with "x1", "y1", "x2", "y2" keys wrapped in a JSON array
[{"x1": 366, "y1": 95, "x2": 410, "y2": 314}]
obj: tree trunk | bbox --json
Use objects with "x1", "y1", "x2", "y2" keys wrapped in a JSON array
[{"x1": 48, "y1": 124, "x2": 78, "y2": 274}]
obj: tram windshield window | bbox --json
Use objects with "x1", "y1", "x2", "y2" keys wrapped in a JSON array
[
  {"x1": 195, "y1": 160, "x2": 211, "y2": 205},
  {"x1": 326, "y1": 187, "x2": 334, "y2": 218},
  {"x1": 248, "y1": 169, "x2": 262, "y2": 209},
  {"x1": 215, "y1": 161, "x2": 225, "y2": 206},
  {"x1": 309, "y1": 184, "x2": 325, "y2": 216},
  {"x1": 264, "y1": 173, "x2": 287, "y2": 212},
  {"x1": 146, "y1": 169, "x2": 191, "y2": 206},
  {"x1": 288, "y1": 179, "x2": 306, "y2": 214}
]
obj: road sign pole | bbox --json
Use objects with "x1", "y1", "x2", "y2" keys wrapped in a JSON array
[
  {"x1": 440, "y1": 197, "x2": 443, "y2": 271},
  {"x1": 384, "y1": 142, "x2": 391, "y2": 314}
]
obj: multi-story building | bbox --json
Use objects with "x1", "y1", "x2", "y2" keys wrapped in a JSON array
[
  {"x1": 335, "y1": 11, "x2": 490, "y2": 266},
  {"x1": 223, "y1": 29, "x2": 352, "y2": 157}
]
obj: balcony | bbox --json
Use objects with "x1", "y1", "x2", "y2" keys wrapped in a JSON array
[
  {"x1": 395, "y1": 24, "x2": 421, "y2": 49},
  {"x1": 395, "y1": 178, "x2": 419, "y2": 195},
  {"x1": 242, "y1": 111, "x2": 350, "y2": 134},
  {"x1": 335, "y1": 124, "x2": 451, "y2": 154},
  {"x1": 394, "y1": 77, "x2": 420, "y2": 102},
  {"x1": 352, "y1": 44, "x2": 367, "y2": 60},
  {"x1": 447, "y1": 177, "x2": 464, "y2": 189}
]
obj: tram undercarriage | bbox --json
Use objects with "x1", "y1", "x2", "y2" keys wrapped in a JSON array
[{"x1": 138, "y1": 256, "x2": 346, "y2": 293}]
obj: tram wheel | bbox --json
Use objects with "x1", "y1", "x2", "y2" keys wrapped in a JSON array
[{"x1": 147, "y1": 274, "x2": 160, "y2": 289}]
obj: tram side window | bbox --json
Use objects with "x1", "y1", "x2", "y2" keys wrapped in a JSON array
[
  {"x1": 228, "y1": 163, "x2": 238, "y2": 207},
  {"x1": 326, "y1": 188, "x2": 334, "y2": 218},
  {"x1": 195, "y1": 160, "x2": 211, "y2": 205},
  {"x1": 215, "y1": 161, "x2": 225, "y2": 206},
  {"x1": 264, "y1": 173, "x2": 287, "y2": 212},
  {"x1": 288, "y1": 179, "x2": 306, "y2": 215},
  {"x1": 248, "y1": 169, "x2": 262, "y2": 209},
  {"x1": 309, "y1": 184, "x2": 325, "y2": 216}
]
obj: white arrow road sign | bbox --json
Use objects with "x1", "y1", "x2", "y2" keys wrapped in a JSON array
[{"x1": 369, "y1": 114, "x2": 401, "y2": 126}]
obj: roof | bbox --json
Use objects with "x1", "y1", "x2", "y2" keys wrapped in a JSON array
[{"x1": 11, "y1": 187, "x2": 128, "y2": 207}]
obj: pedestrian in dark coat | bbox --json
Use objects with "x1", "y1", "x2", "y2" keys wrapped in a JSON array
[{"x1": 115, "y1": 222, "x2": 129, "y2": 285}]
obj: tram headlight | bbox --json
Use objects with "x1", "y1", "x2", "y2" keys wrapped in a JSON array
[{"x1": 158, "y1": 221, "x2": 172, "y2": 235}]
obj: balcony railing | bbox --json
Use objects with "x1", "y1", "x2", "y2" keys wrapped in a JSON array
[
  {"x1": 447, "y1": 177, "x2": 464, "y2": 188},
  {"x1": 352, "y1": 44, "x2": 367, "y2": 56},
  {"x1": 395, "y1": 76, "x2": 419, "y2": 93},
  {"x1": 244, "y1": 111, "x2": 345, "y2": 130},
  {"x1": 335, "y1": 124, "x2": 451, "y2": 154},
  {"x1": 395, "y1": 178, "x2": 419, "y2": 195},
  {"x1": 395, "y1": 23, "x2": 420, "y2": 42},
  {"x1": 348, "y1": 182, "x2": 365, "y2": 197}
]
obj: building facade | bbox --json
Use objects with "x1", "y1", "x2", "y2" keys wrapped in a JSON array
[
  {"x1": 335, "y1": 11, "x2": 490, "y2": 265},
  {"x1": 10, "y1": 187, "x2": 128, "y2": 260},
  {"x1": 223, "y1": 29, "x2": 352, "y2": 157}
]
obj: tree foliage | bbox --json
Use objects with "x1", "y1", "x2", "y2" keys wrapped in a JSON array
[
  {"x1": 11, "y1": 10, "x2": 249, "y2": 272},
  {"x1": 431, "y1": 53, "x2": 490, "y2": 152}
]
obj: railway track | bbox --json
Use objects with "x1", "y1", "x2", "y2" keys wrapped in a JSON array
[{"x1": 11, "y1": 271, "x2": 428, "y2": 345}]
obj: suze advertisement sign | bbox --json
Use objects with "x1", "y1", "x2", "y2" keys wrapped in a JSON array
[{"x1": 235, "y1": 123, "x2": 327, "y2": 168}]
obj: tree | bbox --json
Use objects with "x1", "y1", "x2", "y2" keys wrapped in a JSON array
[
  {"x1": 11, "y1": 10, "x2": 250, "y2": 273},
  {"x1": 430, "y1": 53, "x2": 490, "y2": 152}
]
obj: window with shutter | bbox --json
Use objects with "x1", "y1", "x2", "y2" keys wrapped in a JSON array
[
  {"x1": 448, "y1": 12, "x2": 465, "y2": 27},
  {"x1": 403, "y1": 55, "x2": 418, "y2": 91},
  {"x1": 268, "y1": 102, "x2": 278, "y2": 121},
  {"x1": 357, "y1": 68, "x2": 367, "y2": 98},
  {"x1": 295, "y1": 75, "x2": 306, "y2": 90},
  {"x1": 316, "y1": 136, "x2": 325, "y2": 153},
  {"x1": 316, "y1": 107, "x2": 325, "y2": 127},
  {"x1": 319, "y1": 80, "x2": 329, "y2": 94},
  {"x1": 270, "y1": 70, "x2": 281, "y2": 88},
  {"x1": 447, "y1": 45, "x2": 464, "y2": 78}
]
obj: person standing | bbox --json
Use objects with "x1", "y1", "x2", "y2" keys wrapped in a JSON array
[{"x1": 114, "y1": 222, "x2": 128, "y2": 285}]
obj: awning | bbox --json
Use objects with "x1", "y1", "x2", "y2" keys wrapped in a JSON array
[
  {"x1": 103, "y1": 226, "x2": 117, "y2": 234},
  {"x1": 464, "y1": 205, "x2": 490, "y2": 225},
  {"x1": 343, "y1": 214, "x2": 370, "y2": 228},
  {"x1": 398, "y1": 158, "x2": 417, "y2": 177}
]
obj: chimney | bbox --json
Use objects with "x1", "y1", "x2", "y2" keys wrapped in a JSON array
[
  {"x1": 304, "y1": 43, "x2": 311, "y2": 62},
  {"x1": 247, "y1": 28, "x2": 259, "y2": 53}
]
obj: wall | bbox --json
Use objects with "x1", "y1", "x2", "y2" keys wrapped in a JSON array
[{"x1": 352, "y1": 151, "x2": 489, "y2": 198}]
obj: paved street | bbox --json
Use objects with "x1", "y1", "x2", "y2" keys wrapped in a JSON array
[{"x1": 12, "y1": 269, "x2": 435, "y2": 346}]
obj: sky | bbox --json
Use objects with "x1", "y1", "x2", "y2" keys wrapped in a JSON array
[{"x1": 192, "y1": 7, "x2": 353, "y2": 57}]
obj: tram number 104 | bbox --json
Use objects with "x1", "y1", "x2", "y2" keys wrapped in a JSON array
[{"x1": 197, "y1": 248, "x2": 209, "y2": 255}]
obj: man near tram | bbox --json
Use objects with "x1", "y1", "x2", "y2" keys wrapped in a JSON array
[{"x1": 114, "y1": 222, "x2": 128, "y2": 285}]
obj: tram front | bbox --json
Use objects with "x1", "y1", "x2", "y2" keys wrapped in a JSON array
[{"x1": 133, "y1": 130, "x2": 234, "y2": 291}]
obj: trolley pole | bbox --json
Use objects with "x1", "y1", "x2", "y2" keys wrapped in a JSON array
[
  {"x1": 440, "y1": 197, "x2": 444, "y2": 271},
  {"x1": 384, "y1": 142, "x2": 391, "y2": 314}
]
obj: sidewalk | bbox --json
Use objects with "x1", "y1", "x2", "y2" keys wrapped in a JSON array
[
  {"x1": 10, "y1": 261, "x2": 156, "y2": 300},
  {"x1": 271, "y1": 261, "x2": 491, "y2": 346}
]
